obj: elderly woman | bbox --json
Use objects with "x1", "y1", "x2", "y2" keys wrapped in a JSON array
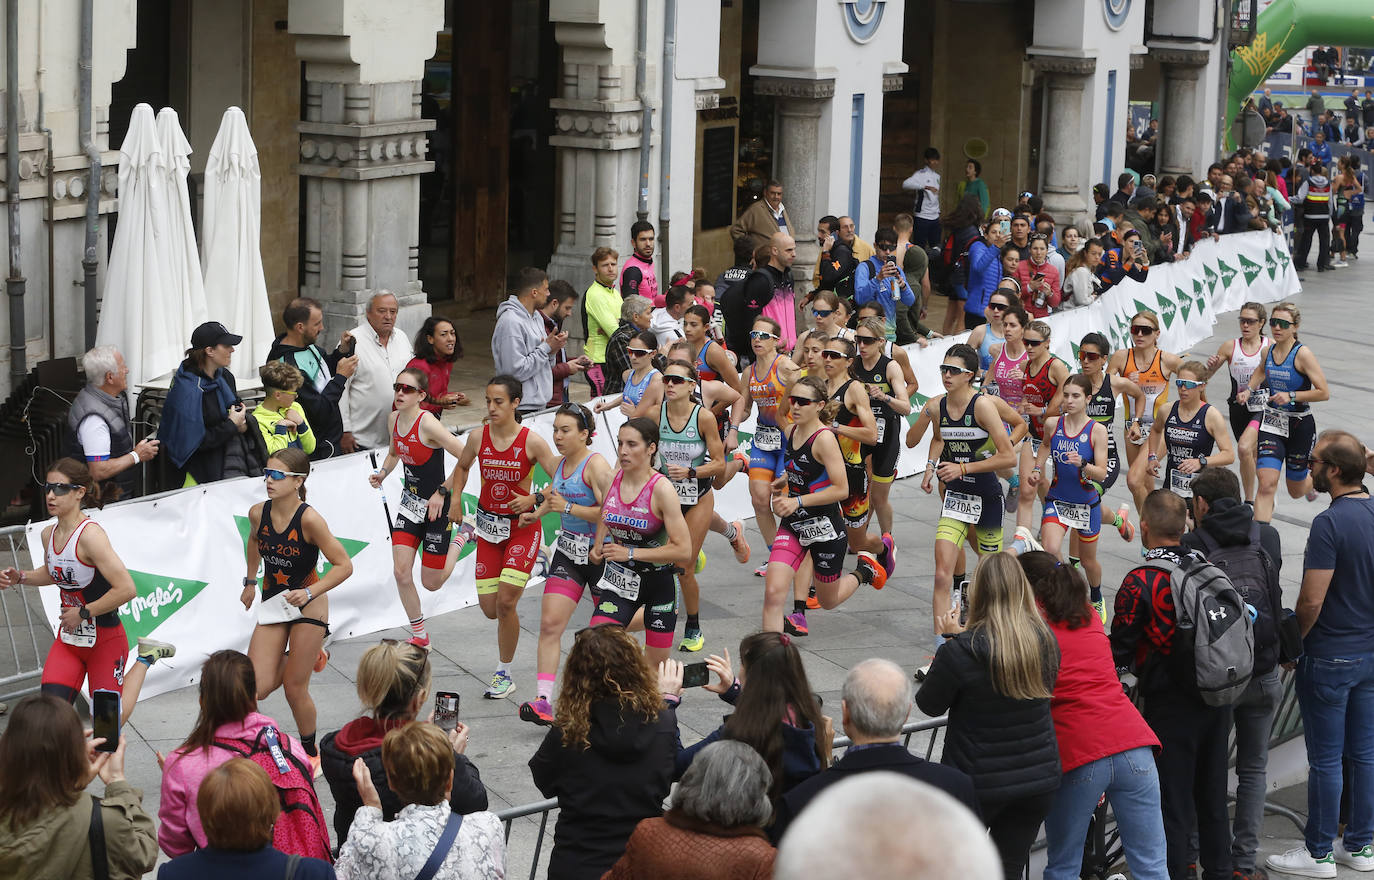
[
  {"x1": 605, "y1": 741, "x2": 776, "y2": 879},
  {"x1": 335, "y1": 723, "x2": 504, "y2": 880},
  {"x1": 253, "y1": 360, "x2": 315, "y2": 456},
  {"x1": 602, "y1": 295, "x2": 655, "y2": 395},
  {"x1": 158, "y1": 758, "x2": 335, "y2": 880}
]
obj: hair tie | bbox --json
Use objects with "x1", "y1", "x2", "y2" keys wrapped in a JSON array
[
  {"x1": 779, "y1": 633, "x2": 792, "y2": 647},
  {"x1": 1054, "y1": 560, "x2": 1063, "y2": 568}
]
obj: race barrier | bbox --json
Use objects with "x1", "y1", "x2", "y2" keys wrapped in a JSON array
[{"x1": 21, "y1": 230, "x2": 1299, "y2": 700}]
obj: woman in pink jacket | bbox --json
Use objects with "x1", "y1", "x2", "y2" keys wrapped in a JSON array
[
  {"x1": 1015, "y1": 235, "x2": 1063, "y2": 318},
  {"x1": 158, "y1": 649, "x2": 311, "y2": 856}
]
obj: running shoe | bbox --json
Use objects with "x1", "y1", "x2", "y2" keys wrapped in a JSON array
[
  {"x1": 1092, "y1": 598, "x2": 1107, "y2": 624},
  {"x1": 880, "y1": 533, "x2": 897, "y2": 578},
  {"x1": 308, "y1": 753, "x2": 323, "y2": 780},
  {"x1": 1306, "y1": 488, "x2": 1321, "y2": 502},
  {"x1": 694, "y1": 549, "x2": 707, "y2": 573},
  {"x1": 728, "y1": 520, "x2": 751, "y2": 564},
  {"x1": 857, "y1": 551, "x2": 887, "y2": 590},
  {"x1": 518, "y1": 697, "x2": 555, "y2": 726},
  {"x1": 1010, "y1": 525, "x2": 1044, "y2": 555},
  {"x1": 678, "y1": 628, "x2": 705, "y2": 653},
  {"x1": 313, "y1": 648, "x2": 330, "y2": 674},
  {"x1": 753, "y1": 564, "x2": 768, "y2": 577},
  {"x1": 1004, "y1": 480, "x2": 1019, "y2": 513},
  {"x1": 1333, "y1": 259, "x2": 1349, "y2": 268},
  {"x1": 806, "y1": 585, "x2": 821, "y2": 610},
  {"x1": 783, "y1": 611, "x2": 809, "y2": 637},
  {"x1": 1334, "y1": 842, "x2": 1374, "y2": 872},
  {"x1": 136, "y1": 637, "x2": 176, "y2": 665},
  {"x1": 1267, "y1": 846, "x2": 1336, "y2": 878},
  {"x1": 407, "y1": 633, "x2": 431, "y2": 651},
  {"x1": 1116, "y1": 504, "x2": 1136, "y2": 542},
  {"x1": 483, "y1": 671, "x2": 516, "y2": 699}
]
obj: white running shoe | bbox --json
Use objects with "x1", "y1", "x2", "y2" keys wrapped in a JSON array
[{"x1": 1267, "y1": 846, "x2": 1336, "y2": 879}]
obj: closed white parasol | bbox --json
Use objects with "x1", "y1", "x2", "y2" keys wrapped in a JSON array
[
  {"x1": 155, "y1": 107, "x2": 209, "y2": 360},
  {"x1": 201, "y1": 106, "x2": 274, "y2": 384}
]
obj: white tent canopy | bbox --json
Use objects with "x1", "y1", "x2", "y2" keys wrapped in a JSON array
[{"x1": 201, "y1": 106, "x2": 274, "y2": 385}]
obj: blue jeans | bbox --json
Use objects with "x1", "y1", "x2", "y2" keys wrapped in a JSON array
[
  {"x1": 1297, "y1": 651, "x2": 1374, "y2": 856},
  {"x1": 1043, "y1": 746, "x2": 1169, "y2": 880},
  {"x1": 1232, "y1": 668, "x2": 1282, "y2": 870}
]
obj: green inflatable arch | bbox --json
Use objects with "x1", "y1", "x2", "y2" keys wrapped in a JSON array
[{"x1": 1226, "y1": 0, "x2": 1374, "y2": 148}]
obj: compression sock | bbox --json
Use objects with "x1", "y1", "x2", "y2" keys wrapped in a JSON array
[
  {"x1": 1068, "y1": 555, "x2": 1082, "y2": 570},
  {"x1": 793, "y1": 600, "x2": 807, "y2": 614},
  {"x1": 536, "y1": 674, "x2": 555, "y2": 701},
  {"x1": 686, "y1": 614, "x2": 701, "y2": 631},
  {"x1": 1090, "y1": 584, "x2": 1103, "y2": 604},
  {"x1": 408, "y1": 616, "x2": 427, "y2": 639},
  {"x1": 722, "y1": 521, "x2": 738, "y2": 541},
  {"x1": 300, "y1": 731, "x2": 318, "y2": 757}
]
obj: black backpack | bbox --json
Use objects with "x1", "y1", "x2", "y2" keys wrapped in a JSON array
[{"x1": 1195, "y1": 525, "x2": 1283, "y2": 675}]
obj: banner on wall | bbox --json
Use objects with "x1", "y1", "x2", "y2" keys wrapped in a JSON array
[{"x1": 28, "y1": 230, "x2": 1299, "y2": 700}]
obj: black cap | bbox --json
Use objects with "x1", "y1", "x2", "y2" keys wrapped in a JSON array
[{"x1": 191, "y1": 321, "x2": 243, "y2": 349}]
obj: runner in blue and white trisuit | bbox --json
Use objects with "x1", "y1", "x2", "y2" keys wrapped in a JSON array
[
  {"x1": 593, "y1": 329, "x2": 663, "y2": 419},
  {"x1": 1237, "y1": 302, "x2": 1330, "y2": 526},
  {"x1": 1134, "y1": 361, "x2": 1235, "y2": 520},
  {"x1": 1030, "y1": 374, "x2": 1112, "y2": 622},
  {"x1": 1202, "y1": 302, "x2": 1271, "y2": 503}
]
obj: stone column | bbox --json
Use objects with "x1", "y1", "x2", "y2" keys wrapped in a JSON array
[
  {"x1": 752, "y1": 77, "x2": 835, "y2": 294},
  {"x1": 1029, "y1": 55, "x2": 1097, "y2": 230},
  {"x1": 1154, "y1": 49, "x2": 1211, "y2": 176},
  {"x1": 289, "y1": 0, "x2": 444, "y2": 345}
]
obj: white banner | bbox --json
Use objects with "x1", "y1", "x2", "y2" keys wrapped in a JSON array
[{"x1": 27, "y1": 231, "x2": 1298, "y2": 699}]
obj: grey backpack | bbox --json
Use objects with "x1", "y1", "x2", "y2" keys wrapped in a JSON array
[{"x1": 1143, "y1": 551, "x2": 1255, "y2": 706}]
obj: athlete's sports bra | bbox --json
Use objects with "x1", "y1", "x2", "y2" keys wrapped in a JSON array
[
  {"x1": 1124, "y1": 348, "x2": 1169, "y2": 423},
  {"x1": 1227, "y1": 336, "x2": 1271, "y2": 404},
  {"x1": 991, "y1": 346, "x2": 1030, "y2": 410},
  {"x1": 257, "y1": 500, "x2": 321, "y2": 599},
  {"x1": 977, "y1": 326, "x2": 1005, "y2": 373},
  {"x1": 553, "y1": 454, "x2": 600, "y2": 537},
  {"x1": 602, "y1": 471, "x2": 669, "y2": 571},
  {"x1": 623, "y1": 367, "x2": 659, "y2": 407}
]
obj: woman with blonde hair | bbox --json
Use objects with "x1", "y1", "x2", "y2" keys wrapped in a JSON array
[
  {"x1": 529, "y1": 625, "x2": 684, "y2": 880},
  {"x1": 916, "y1": 551, "x2": 1061, "y2": 880}
]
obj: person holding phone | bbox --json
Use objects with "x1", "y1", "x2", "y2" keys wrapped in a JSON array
[
  {"x1": 243, "y1": 447, "x2": 354, "y2": 776},
  {"x1": 0, "y1": 458, "x2": 175, "y2": 728},
  {"x1": 160, "y1": 321, "x2": 264, "y2": 486},
  {"x1": 1015, "y1": 234, "x2": 1062, "y2": 318},
  {"x1": 853, "y1": 226, "x2": 915, "y2": 340}
]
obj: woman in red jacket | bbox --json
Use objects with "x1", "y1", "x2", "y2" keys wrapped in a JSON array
[
  {"x1": 1015, "y1": 234, "x2": 1062, "y2": 318},
  {"x1": 1019, "y1": 552, "x2": 1167, "y2": 880}
]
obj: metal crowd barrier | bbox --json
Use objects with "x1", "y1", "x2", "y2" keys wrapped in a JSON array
[
  {"x1": 491, "y1": 715, "x2": 950, "y2": 880},
  {"x1": 0, "y1": 523, "x2": 47, "y2": 704}
]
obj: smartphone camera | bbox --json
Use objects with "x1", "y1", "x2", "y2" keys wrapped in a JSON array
[
  {"x1": 682, "y1": 662, "x2": 711, "y2": 689},
  {"x1": 434, "y1": 691, "x2": 460, "y2": 732},
  {"x1": 92, "y1": 689, "x2": 121, "y2": 753}
]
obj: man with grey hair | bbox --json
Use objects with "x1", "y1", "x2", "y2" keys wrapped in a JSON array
[
  {"x1": 64, "y1": 345, "x2": 160, "y2": 498},
  {"x1": 340, "y1": 290, "x2": 412, "y2": 451},
  {"x1": 771, "y1": 658, "x2": 977, "y2": 842},
  {"x1": 776, "y1": 772, "x2": 999, "y2": 880}
]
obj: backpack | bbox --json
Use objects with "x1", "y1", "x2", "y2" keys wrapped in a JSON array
[
  {"x1": 1194, "y1": 525, "x2": 1282, "y2": 675},
  {"x1": 215, "y1": 725, "x2": 333, "y2": 863},
  {"x1": 1142, "y1": 550, "x2": 1254, "y2": 707}
]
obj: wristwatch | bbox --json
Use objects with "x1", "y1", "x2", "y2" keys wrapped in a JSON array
[
  {"x1": 534, "y1": 491, "x2": 547, "y2": 507},
  {"x1": 1198, "y1": 455, "x2": 1209, "y2": 469},
  {"x1": 242, "y1": 576, "x2": 257, "y2": 587},
  {"x1": 687, "y1": 467, "x2": 697, "y2": 479},
  {"x1": 78, "y1": 606, "x2": 92, "y2": 621}
]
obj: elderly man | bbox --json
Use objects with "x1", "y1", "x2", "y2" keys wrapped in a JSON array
[
  {"x1": 771, "y1": 659, "x2": 978, "y2": 843},
  {"x1": 730, "y1": 178, "x2": 794, "y2": 250},
  {"x1": 65, "y1": 345, "x2": 160, "y2": 498},
  {"x1": 340, "y1": 291, "x2": 412, "y2": 452}
]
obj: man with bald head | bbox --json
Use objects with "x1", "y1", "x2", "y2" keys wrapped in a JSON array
[
  {"x1": 341, "y1": 290, "x2": 413, "y2": 451},
  {"x1": 770, "y1": 658, "x2": 978, "y2": 842},
  {"x1": 723, "y1": 231, "x2": 798, "y2": 358}
]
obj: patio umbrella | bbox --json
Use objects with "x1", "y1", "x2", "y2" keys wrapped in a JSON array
[
  {"x1": 96, "y1": 103, "x2": 182, "y2": 388},
  {"x1": 201, "y1": 106, "x2": 274, "y2": 384},
  {"x1": 155, "y1": 107, "x2": 208, "y2": 355}
]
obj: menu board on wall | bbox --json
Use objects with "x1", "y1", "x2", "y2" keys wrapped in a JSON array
[{"x1": 700, "y1": 126, "x2": 736, "y2": 230}]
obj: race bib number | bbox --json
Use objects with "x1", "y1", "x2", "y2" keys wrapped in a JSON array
[
  {"x1": 753, "y1": 425, "x2": 782, "y2": 452},
  {"x1": 1170, "y1": 469, "x2": 1195, "y2": 498},
  {"x1": 59, "y1": 615, "x2": 97, "y2": 648},
  {"x1": 398, "y1": 489, "x2": 428, "y2": 524},
  {"x1": 1261, "y1": 406, "x2": 1289, "y2": 438},
  {"x1": 1246, "y1": 387, "x2": 1269, "y2": 414},
  {"x1": 1055, "y1": 500, "x2": 1092, "y2": 530},
  {"x1": 556, "y1": 531, "x2": 592, "y2": 566},
  {"x1": 256, "y1": 592, "x2": 304, "y2": 626},
  {"x1": 475, "y1": 510, "x2": 511, "y2": 543},
  {"x1": 597, "y1": 560, "x2": 641, "y2": 601},
  {"x1": 875, "y1": 418, "x2": 887, "y2": 445},
  {"x1": 794, "y1": 515, "x2": 840, "y2": 546},
  {"x1": 673, "y1": 478, "x2": 700, "y2": 505},
  {"x1": 1030, "y1": 437, "x2": 1042, "y2": 458},
  {"x1": 941, "y1": 490, "x2": 983, "y2": 524},
  {"x1": 1131, "y1": 417, "x2": 1152, "y2": 445}
]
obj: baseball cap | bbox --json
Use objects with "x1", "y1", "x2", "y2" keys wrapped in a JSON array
[
  {"x1": 1142, "y1": 173, "x2": 1157, "y2": 185},
  {"x1": 190, "y1": 321, "x2": 243, "y2": 349},
  {"x1": 991, "y1": 207, "x2": 1013, "y2": 220}
]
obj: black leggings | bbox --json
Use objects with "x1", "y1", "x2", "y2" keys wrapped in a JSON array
[{"x1": 980, "y1": 790, "x2": 1058, "y2": 880}]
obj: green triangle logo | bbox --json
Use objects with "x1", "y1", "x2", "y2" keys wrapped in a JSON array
[
  {"x1": 1176, "y1": 288, "x2": 1192, "y2": 322},
  {"x1": 1218, "y1": 259, "x2": 1238, "y2": 289},
  {"x1": 1134, "y1": 299, "x2": 1152, "y2": 318},
  {"x1": 1238, "y1": 254, "x2": 1263, "y2": 285},
  {"x1": 1155, "y1": 292, "x2": 1178, "y2": 329},
  {"x1": 1070, "y1": 340, "x2": 1081, "y2": 360},
  {"x1": 1275, "y1": 248, "x2": 1291, "y2": 270},
  {"x1": 1203, "y1": 264, "x2": 1219, "y2": 291},
  {"x1": 119, "y1": 570, "x2": 210, "y2": 646},
  {"x1": 1264, "y1": 249, "x2": 1279, "y2": 280},
  {"x1": 235, "y1": 514, "x2": 372, "y2": 575}
]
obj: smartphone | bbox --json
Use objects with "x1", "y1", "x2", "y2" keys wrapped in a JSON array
[
  {"x1": 1132, "y1": 239, "x2": 1145, "y2": 253},
  {"x1": 884, "y1": 254, "x2": 896, "y2": 265},
  {"x1": 434, "y1": 691, "x2": 460, "y2": 732},
  {"x1": 92, "y1": 689, "x2": 121, "y2": 753},
  {"x1": 1000, "y1": 219, "x2": 1011, "y2": 235},
  {"x1": 339, "y1": 335, "x2": 357, "y2": 358},
  {"x1": 682, "y1": 662, "x2": 711, "y2": 688}
]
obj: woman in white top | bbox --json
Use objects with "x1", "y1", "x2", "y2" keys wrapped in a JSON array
[
  {"x1": 1202, "y1": 302, "x2": 1273, "y2": 503},
  {"x1": 1061, "y1": 239, "x2": 1105, "y2": 309}
]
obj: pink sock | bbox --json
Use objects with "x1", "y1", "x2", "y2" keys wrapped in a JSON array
[{"x1": 537, "y1": 674, "x2": 556, "y2": 701}]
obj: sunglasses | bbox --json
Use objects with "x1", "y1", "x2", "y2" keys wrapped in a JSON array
[
  {"x1": 1024, "y1": 338, "x2": 1045, "y2": 347},
  {"x1": 1270, "y1": 317, "x2": 1294, "y2": 329},
  {"x1": 557, "y1": 403, "x2": 590, "y2": 431},
  {"x1": 1238, "y1": 317, "x2": 1260, "y2": 326},
  {"x1": 626, "y1": 347, "x2": 653, "y2": 357},
  {"x1": 264, "y1": 468, "x2": 307, "y2": 481},
  {"x1": 874, "y1": 243, "x2": 896, "y2": 251},
  {"x1": 393, "y1": 382, "x2": 420, "y2": 394},
  {"x1": 267, "y1": 387, "x2": 299, "y2": 397},
  {"x1": 789, "y1": 395, "x2": 819, "y2": 407},
  {"x1": 750, "y1": 331, "x2": 778, "y2": 341},
  {"x1": 1078, "y1": 352, "x2": 1103, "y2": 362},
  {"x1": 821, "y1": 349, "x2": 850, "y2": 360},
  {"x1": 987, "y1": 303, "x2": 1008, "y2": 312},
  {"x1": 1175, "y1": 378, "x2": 1205, "y2": 390},
  {"x1": 662, "y1": 374, "x2": 693, "y2": 386},
  {"x1": 1130, "y1": 325, "x2": 1157, "y2": 336},
  {"x1": 939, "y1": 364, "x2": 972, "y2": 376},
  {"x1": 1029, "y1": 233, "x2": 1049, "y2": 241},
  {"x1": 43, "y1": 481, "x2": 79, "y2": 496},
  {"x1": 812, "y1": 309, "x2": 835, "y2": 319},
  {"x1": 855, "y1": 335, "x2": 881, "y2": 345}
]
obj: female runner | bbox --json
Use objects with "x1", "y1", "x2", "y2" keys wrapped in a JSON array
[
  {"x1": 445, "y1": 375, "x2": 560, "y2": 699},
  {"x1": 968, "y1": 288, "x2": 1014, "y2": 375},
  {"x1": 589, "y1": 417, "x2": 692, "y2": 666},
  {"x1": 1030, "y1": 375, "x2": 1112, "y2": 621},
  {"x1": 684, "y1": 305, "x2": 739, "y2": 391},
  {"x1": 763, "y1": 376, "x2": 887, "y2": 633},
  {"x1": 732, "y1": 317, "x2": 801, "y2": 577},
  {"x1": 658, "y1": 359, "x2": 727, "y2": 652},
  {"x1": 800, "y1": 332, "x2": 827, "y2": 376},
  {"x1": 517, "y1": 403, "x2": 611, "y2": 726},
  {"x1": 986, "y1": 304, "x2": 1032, "y2": 513},
  {"x1": 1238, "y1": 303, "x2": 1330, "y2": 524},
  {"x1": 1012, "y1": 320, "x2": 1070, "y2": 542},
  {"x1": 1203, "y1": 303, "x2": 1272, "y2": 503},
  {"x1": 821, "y1": 338, "x2": 882, "y2": 565},
  {"x1": 855, "y1": 302, "x2": 920, "y2": 397},
  {"x1": 243, "y1": 446, "x2": 353, "y2": 772},
  {"x1": 1135, "y1": 362, "x2": 1235, "y2": 516},
  {"x1": 916, "y1": 345, "x2": 1016, "y2": 643},
  {"x1": 0, "y1": 458, "x2": 174, "y2": 726},
  {"x1": 1111, "y1": 310, "x2": 1183, "y2": 510},
  {"x1": 1077, "y1": 332, "x2": 1140, "y2": 541},
  {"x1": 853, "y1": 316, "x2": 911, "y2": 571},
  {"x1": 593, "y1": 330, "x2": 662, "y2": 418},
  {"x1": 369, "y1": 367, "x2": 469, "y2": 650},
  {"x1": 796, "y1": 290, "x2": 853, "y2": 353}
]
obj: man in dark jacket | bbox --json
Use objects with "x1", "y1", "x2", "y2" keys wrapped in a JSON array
[
  {"x1": 721, "y1": 240, "x2": 787, "y2": 362},
  {"x1": 1111, "y1": 489, "x2": 1233, "y2": 880},
  {"x1": 266, "y1": 297, "x2": 358, "y2": 459},
  {"x1": 1181, "y1": 467, "x2": 1286, "y2": 880},
  {"x1": 772, "y1": 659, "x2": 977, "y2": 843}
]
